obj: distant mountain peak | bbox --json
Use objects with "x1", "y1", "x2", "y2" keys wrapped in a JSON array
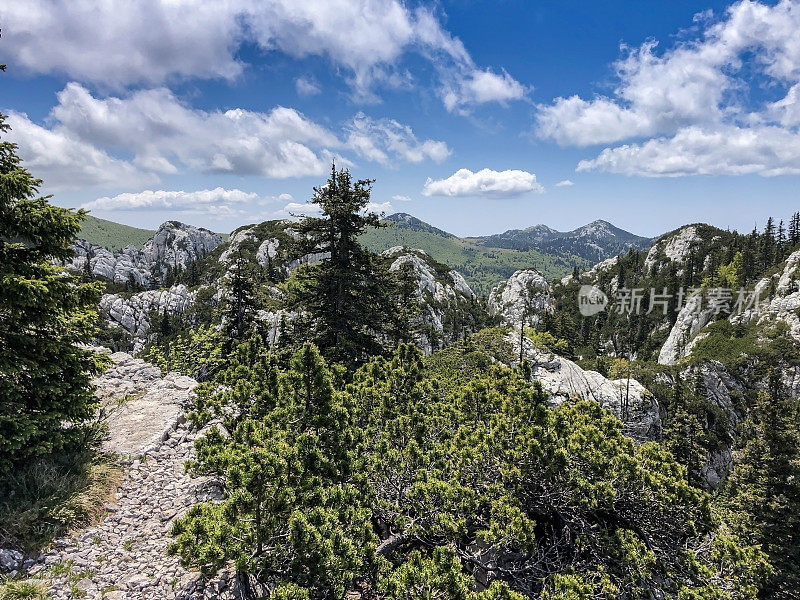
[
  {"x1": 473, "y1": 218, "x2": 651, "y2": 263},
  {"x1": 384, "y1": 213, "x2": 455, "y2": 238}
]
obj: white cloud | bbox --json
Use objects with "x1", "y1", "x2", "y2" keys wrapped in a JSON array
[
  {"x1": 442, "y1": 68, "x2": 528, "y2": 115},
  {"x1": 280, "y1": 202, "x2": 322, "y2": 217},
  {"x1": 537, "y1": 0, "x2": 800, "y2": 177},
  {"x1": 346, "y1": 113, "x2": 451, "y2": 166},
  {"x1": 295, "y1": 77, "x2": 322, "y2": 97},
  {"x1": 0, "y1": 0, "x2": 526, "y2": 111},
  {"x1": 422, "y1": 168, "x2": 545, "y2": 198},
  {"x1": 366, "y1": 201, "x2": 393, "y2": 214},
  {"x1": 0, "y1": 0, "x2": 244, "y2": 88},
  {"x1": 577, "y1": 125, "x2": 800, "y2": 177},
  {"x1": 83, "y1": 188, "x2": 259, "y2": 214},
  {"x1": 5, "y1": 111, "x2": 156, "y2": 191},
  {"x1": 5, "y1": 83, "x2": 451, "y2": 186},
  {"x1": 555, "y1": 179, "x2": 574, "y2": 187},
  {"x1": 392, "y1": 194, "x2": 412, "y2": 202},
  {"x1": 50, "y1": 83, "x2": 337, "y2": 179}
]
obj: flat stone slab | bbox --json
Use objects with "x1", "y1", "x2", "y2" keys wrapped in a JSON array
[{"x1": 93, "y1": 350, "x2": 198, "y2": 457}]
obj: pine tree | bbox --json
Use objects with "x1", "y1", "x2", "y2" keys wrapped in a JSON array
[
  {"x1": 221, "y1": 248, "x2": 258, "y2": 351},
  {"x1": 722, "y1": 385, "x2": 800, "y2": 599},
  {"x1": 777, "y1": 219, "x2": 787, "y2": 260},
  {"x1": 292, "y1": 165, "x2": 398, "y2": 368},
  {"x1": 0, "y1": 113, "x2": 106, "y2": 470},
  {"x1": 789, "y1": 212, "x2": 800, "y2": 246},
  {"x1": 763, "y1": 217, "x2": 776, "y2": 269}
]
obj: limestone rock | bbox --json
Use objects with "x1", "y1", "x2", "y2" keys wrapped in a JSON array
[
  {"x1": 509, "y1": 333, "x2": 661, "y2": 442},
  {"x1": 100, "y1": 284, "x2": 198, "y2": 352},
  {"x1": 66, "y1": 221, "x2": 222, "y2": 288},
  {"x1": 383, "y1": 247, "x2": 476, "y2": 353},
  {"x1": 489, "y1": 269, "x2": 553, "y2": 328},
  {"x1": 658, "y1": 292, "x2": 716, "y2": 365}
]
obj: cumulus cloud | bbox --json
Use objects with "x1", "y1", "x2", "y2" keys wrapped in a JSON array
[
  {"x1": 442, "y1": 68, "x2": 528, "y2": 115},
  {"x1": 346, "y1": 113, "x2": 451, "y2": 166},
  {"x1": 392, "y1": 194, "x2": 412, "y2": 202},
  {"x1": 422, "y1": 168, "x2": 544, "y2": 198},
  {"x1": 555, "y1": 179, "x2": 574, "y2": 187},
  {"x1": 0, "y1": 0, "x2": 525, "y2": 110},
  {"x1": 537, "y1": 0, "x2": 800, "y2": 177},
  {"x1": 83, "y1": 188, "x2": 259, "y2": 215},
  {"x1": 5, "y1": 111, "x2": 156, "y2": 191},
  {"x1": 5, "y1": 83, "x2": 451, "y2": 187},
  {"x1": 577, "y1": 125, "x2": 800, "y2": 177},
  {"x1": 366, "y1": 201, "x2": 393, "y2": 214},
  {"x1": 279, "y1": 202, "x2": 323, "y2": 217}
]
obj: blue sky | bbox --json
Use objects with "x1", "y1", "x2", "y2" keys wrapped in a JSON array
[{"x1": 2, "y1": 0, "x2": 799, "y2": 237}]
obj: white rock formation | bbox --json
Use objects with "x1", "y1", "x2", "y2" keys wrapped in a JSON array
[
  {"x1": 141, "y1": 221, "x2": 222, "y2": 281},
  {"x1": 645, "y1": 225, "x2": 701, "y2": 270},
  {"x1": 489, "y1": 269, "x2": 553, "y2": 328},
  {"x1": 100, "y1": 284, "x2": 197, "y2": 352},
  {"x1": 658, "y1": 292, "x2": 716, "y2": 365},
  {"x1": 509, "y1": 333, "x2": 661, "y2": 441},
  {"x1": 383, "y1": 247, "x2": 476, "y2": 353},
  {"x1": 66, "y1": 221, "x2": 223, "y2": 288}
]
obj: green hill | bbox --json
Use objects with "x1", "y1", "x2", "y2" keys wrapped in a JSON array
[
  {"x1": 79, "y1": 215, "x2": 155, "y2": 251},
  {"x1": 359, "y1": 214, "x2": 584, "y2": 295}
]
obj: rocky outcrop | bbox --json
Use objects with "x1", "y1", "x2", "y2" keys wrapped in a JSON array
[
  {"x1": 100, "y1": 285, "x2": 197, "y2": 352},
  {"x1": 384, "y1": 247, "x2": 477, "y2": 354},
  {"x1": 489, "y1": 269, "x2": 553, "y2": 328},
  {"x1": 66, "y1": 221, "x2": 223, "y2": 288},
  {"x1": 658, "y1": 292, "x2": 716, "y2": 365},
  {"x1": 644, "y1": 225, "x2": 701, "y2": 271},
  {"x1": 141, "y1": 221, "x2": 223, "y2": 281},
  {"x1": 509, "y1": 333, "x2": 661, "y2": 442},
  {"x1": 68, "y1": 240, "x2": 152, "y2": 287}
]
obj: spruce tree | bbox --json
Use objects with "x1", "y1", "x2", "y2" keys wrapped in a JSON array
[
  {"x1": 0, "y1": 113, "x2": 105, "y2": 470},
  {"x1": 722, "y1": 387, "x2": 800, "y2": 598},
  {"x1": 292, "y1": 165, "x2": 398, "y2": 368}
]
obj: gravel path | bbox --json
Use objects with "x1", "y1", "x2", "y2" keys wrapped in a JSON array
[{"x1": 23, "y1": 351, "x2": 235, "y2": 599}]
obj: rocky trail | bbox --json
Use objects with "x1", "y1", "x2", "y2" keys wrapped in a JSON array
[{"x1": 18, "y1": 351, "x2": 235, "y2": 599}]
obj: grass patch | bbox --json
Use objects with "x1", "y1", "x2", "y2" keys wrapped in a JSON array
[
  {"x1": 0, "y1": 452, "x2": 122, "y2": 555},
  {"x1": 0, "y1": 579, "x2": 46, "y2": 600}
]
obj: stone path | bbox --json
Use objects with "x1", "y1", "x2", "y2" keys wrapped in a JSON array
[{"x1": 23, "y1": 351, "x2": 235, "y2": 599}]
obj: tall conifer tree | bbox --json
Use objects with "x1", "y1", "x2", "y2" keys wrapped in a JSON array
[
  {"x1": 292, "y1": 165, "x2": 398, "y2": 368},
  {"x1": 0, "y1": 113, "x2": 105, "y2": 470}
]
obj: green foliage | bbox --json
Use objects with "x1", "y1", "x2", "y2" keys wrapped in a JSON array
[
  {"x1": 0, "y1": 580, "x2": 46, "y2": 600},
  {"x1": 0, "y1": 452, "x2": 120, "y2": 553},
  {"x1": 141, "y1": 323, "x2": 225, "y2": 381},
  {"x1": 173, "y1": 334, "x2": 771, "y2": 599},
  {"x1": 170, "y1": 343, "x2": 374, "y2": 598},
  {"x1": 77, "y1": 215, "x2": 154, "y2": 251},
  {"x1": 0, "y1": 112, "x2": 107, "y2": 471},
  {"x1": 720, "y1": 389, "x2": 800, "y2": 599}
]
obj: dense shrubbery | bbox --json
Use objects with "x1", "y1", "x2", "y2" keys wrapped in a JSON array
[{"x1": 170, "y1": 339, "x2": 770, "y2": 599}]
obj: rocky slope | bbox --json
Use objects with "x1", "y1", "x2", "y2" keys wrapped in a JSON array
[
  {"x1": 15, "y1": 350, "x2": 237, "y2": 599},
  {"x1": 508, "y1": 333, "x2": 661, "y2": 442},
  {"x1": 382, "y1": 246, "x2": 480, "y2": 353},
  {"x1": 66, "y1": 221, "x2": 223, "y2": 289}
]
